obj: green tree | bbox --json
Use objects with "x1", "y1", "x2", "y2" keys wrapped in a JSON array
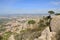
[
  {"x1": 48, "y1": 11, "x2": 55, "y2": 14},
  {"x1": 28, "y1": 20, "x2": 36, "y2": 29},
  {"x1": 38, "y1": 19, "x2": 45, "y2": 27},
  {"x1": 28, "y1": 20, "x2": 36, "y2": 25},
  {"x1": 48, "y1": 11, "x2": 55, "y2": 32}
]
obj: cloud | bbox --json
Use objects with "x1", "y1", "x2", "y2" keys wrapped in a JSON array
[
  {"x1": 48, "y1": 8, "x2": 60, "y2": 13},
  {"x1": 0, "y1": 0, "x2": 60, "y2": 14},
  {"x1": 51, "y1": 1, "x2": 60, "y2": 6}
]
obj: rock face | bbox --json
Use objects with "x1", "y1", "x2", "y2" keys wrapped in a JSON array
[
  {"x1": 34, "y1": 27, "x2": 56, "y2": 40},
  {"x1": 15, "y1": 30, "x2": 41, "y2": 40},
  {"x1": 34, "y1": 15, "x2": 60, "y2": 40},
  {"x1": 8, "y1": 15, "x2": 60, "y2": 40},
  {"x1": 51, "y1": 15, "x2": 60, "y2": 32},
  {"x1": 8, "y1": 35, "x2": 15, "y2": 40}
]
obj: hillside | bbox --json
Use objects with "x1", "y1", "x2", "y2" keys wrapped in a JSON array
[{"x1": 0, "y1": 15, "x2": 60, "y2": 40}]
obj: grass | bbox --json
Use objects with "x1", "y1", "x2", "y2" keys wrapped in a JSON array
[
  {"x1": 16, "y1": 17, "x2": 49, "y2": 40},
  {"x1": 2, "y1": 31, "x2": 12, "y2": 40},
  {"x1": 15, "y1": 29, "x2": 41, "y2": 40},
  {"x1": 0, "y1": 16, "x2": 49, "y2": 40},
  {"x1": 14, "y1": 25, "x2": 47, "y2": 40},
  {"x1": 0, "y1": 18, "x2": 11, "y2": 25}
]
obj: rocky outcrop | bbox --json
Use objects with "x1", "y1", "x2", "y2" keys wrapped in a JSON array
[
  {"x1": 34, "y1": 15, "x2": 60, "y2": 40},
  {"x1": 34, "y1": 27, "x2": 56, "y2": 40},
  {"x1": 51, "y1": 15, "x2": 60, "y2": 32},
  {"x1": 15, "y1": 29, "x2": 41, "y2": 40},
  {"x1": 8, "y1": 15, "x2": 60, "y2": 40},
  {"x1": 8, "y1": 35, "x2": 15, "y2": 40}
]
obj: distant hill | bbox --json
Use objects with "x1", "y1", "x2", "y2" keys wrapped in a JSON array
[
  {"x1": 55, "y1": 13, "x2": 60, "y2": 15},
  {"x1": 0, "y1": 14, "x2": 49, "y2": 17}
]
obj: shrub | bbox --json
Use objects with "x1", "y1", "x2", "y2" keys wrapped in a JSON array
[
  {"x1": 2, "y1": 31, "x2": 12, "y2": 40},
  {"x1": 0, "y1": 36, "x2": 3, "y2": 40},
  {"x1": 55, "y1": 13, "x2": 60, "y2": 15},
  {"x1": 28, "y1": 20, "x2": 36, "y2": 24},
  {"x1": 38, "y1": 19, "x2": 45, "y2": 27}
]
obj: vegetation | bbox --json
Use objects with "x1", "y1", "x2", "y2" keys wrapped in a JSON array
[
  {"x1": 28, "y1": 20, "x2": 36, "y2": 29},
  {"x1": 0, "y1": 18, "x2": 11, "y2": 25},
  {"x1": 0, "y1": 36, "x2": 3, "y2": 40},
  {"x1": 0, "y1": 31, "x2": 12, "y2": 40},
  {"x1": 55, "y1": 13, "x2": 60, "y2": 15},
  {"x1": 28, "y1": 20, "x2": 36, "y2": 24},
  {"x1": 48, "y1": 10, "x2": 55, "y2": 32},
  {"x1": 15, "y1": 17, "x2": 51, "y2": 40},
  {"x1": 48, "y1": 11, "x2": 55, "y2": 14},
  {"x1": 0, "y1": 12, "x2": 57, "y2": 40},
  {"x1": 2, "y1": 31, "x2": 12, "y2": 40},
  {"x1": 15, "y1": 28, "x2": 41, "y2": 40},
  {"x1": 38, "y1": 18, "x2": 48, "y2": 31},
  {"x1": 0, "y1": 18, "x2": 12, "y2": 32},
  {"x1": 38, "y1": 19, "x2": 45, "y2": 27},
  {"x1": 0, "y1": 25, "x2": 6, "y2": 32}
]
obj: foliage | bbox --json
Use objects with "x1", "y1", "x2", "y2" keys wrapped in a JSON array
[
  {"x1": 48, "y1": 11, "x2": 55, "y2": 32},
  {"x1": 0, "y1": 36, "x2": 3, "y2": 40},
  {"x1": 2, "y1": 31, "x2": 12, "y2": 40},
  {"x1": 48, "y1": 11, "x2": 55, "y2": 14},
  {"x1": 0, "y1": 25, "x2": 6, "y2": 32},
  {"x1": 0, "y1": 18, "x2": 11, "y2": 25},
  {"x1": 14, "y1": 17, "x2": 51, "y2": 40},
  {"x1": 55, "y1": 13, "x2": 60, "y2": 15},
  {"x1": 28, "y1": 20, "x2": 36, "y2": 24},
  {"x1": 15, "y1": 28, "x2": 41, "y2": 40},
  {"x1": 38, "y1": 16, "x2": 50, "y2": 31},
  {"x1": 38, "y1": 19, "x2": 45, "y2": 27},
  {"x1": 38, "y1": 18, "x2": 49, "y2": 27},
  {"x1": 45, "y1": 21, "x2": 50, "y2": 26}
]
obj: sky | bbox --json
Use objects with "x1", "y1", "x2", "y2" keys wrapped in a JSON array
[{"x1": 0, "y1": 0, "x2": 60, "y2": 14}]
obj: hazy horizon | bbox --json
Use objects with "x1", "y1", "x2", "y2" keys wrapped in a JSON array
[
  {"x1": 0, "y1": 0, "x2": 60, "y2": 14},
  {"x1": 0, "y1": 13, "x2": 49, "y2": 17}
]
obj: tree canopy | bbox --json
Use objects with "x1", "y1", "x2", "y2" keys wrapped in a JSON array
[
  {"x1": 28, "y1": 20, "x2": 36, "y2": 24},
  {"x1": 48, "y1": 11, "x2": 55, "y2": 14},
  {"x1": 48, "y1": 10, "x2": 55, "y2": 32}
]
